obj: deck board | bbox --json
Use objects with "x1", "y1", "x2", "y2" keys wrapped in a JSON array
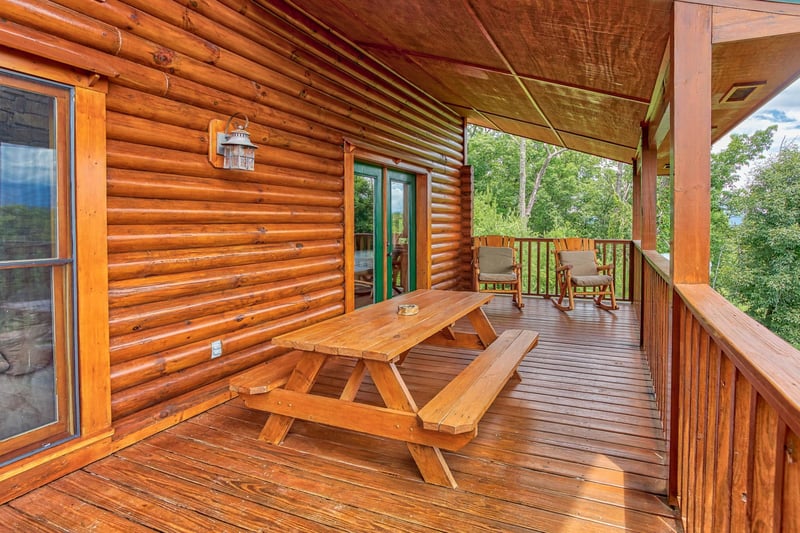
[{"x1": 1, "y1": 296, "x2": 680, "y2": 531}]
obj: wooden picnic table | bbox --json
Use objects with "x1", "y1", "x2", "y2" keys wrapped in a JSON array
[{"x1": 232, "y1": 289, "x2": 538, "y2": 488}]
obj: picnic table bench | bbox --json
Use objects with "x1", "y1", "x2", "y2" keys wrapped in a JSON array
[{"x1": 230, "y1": 289, "x2": 538, "y2": 488}]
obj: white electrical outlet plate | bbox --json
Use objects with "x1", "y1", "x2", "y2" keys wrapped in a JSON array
[{"x1": 211, "y1": 340, "x2": 223, "y2": 359}]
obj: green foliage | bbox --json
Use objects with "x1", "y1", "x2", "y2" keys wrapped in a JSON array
[
  {"x1": 710, "y1": 126, "x2": 776, "y2": 286},
  {"x1": 472, "y1": 190, "x2": 529, "y2": 237},
  {"x1": 723, "y1": 143, "x2": 800, "y2": 348},
  {"x1": 467, "y1": 126, "x2": 632, "y2": 239},
  {"x1": 655, "y1": 127, "x2": 777, "y2": 259},
  {"x1": 353, "y1": 175, "x2": 374, "y2": 233},
  {"x1": 467, "y1": 125, "x2": 523, "y2": 206}
]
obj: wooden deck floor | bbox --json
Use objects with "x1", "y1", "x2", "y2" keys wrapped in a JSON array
[{"x1": 1, "y1": 296, "x2": 680, "y2": 532}]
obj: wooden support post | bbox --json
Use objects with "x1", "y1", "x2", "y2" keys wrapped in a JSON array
[
  {"x1": 460, "y1": 165, "x2": 475, "y2": 290},
  {"x1": 466, "y1": 306, "x2": 498, "y2": 347},
  {"x1": 668, "y1": 0, "x2": 713, "y2": 509},
  {"x1": 641, "y1": 124, "x2": 658, "y2": 251},
  {"x1": 670, "y1": 1, "x2": 712, "y2": 285},
  {"x1": 632, "y1": 156, "x2": 641, "y2": 242},
  {"x1": 339, "y1": 360, "x2": 367, "y2": 401}
]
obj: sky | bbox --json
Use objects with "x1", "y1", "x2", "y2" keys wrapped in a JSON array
[{"x1": 713, "y1": 77, "x2": 800, "y2": 155}]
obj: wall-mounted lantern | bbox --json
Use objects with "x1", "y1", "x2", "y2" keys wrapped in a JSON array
[{"x1": 208, "y1": 113, "x2": 258, "y2": 171}]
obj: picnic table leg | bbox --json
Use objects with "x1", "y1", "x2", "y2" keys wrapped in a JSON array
[
  {"x1": 339, "y1": 359, "x2": 367, "y2": 401},
  {"x1": 466, "y1": 307, "x2": 498, "y2": 347},
  {"x1": 258, "y1": 351, "x2": 327, "y2": 444},
  {"x1": 396, "y1": 348, "x2": 412, "y2": 366},
  {"x1": 364, "y1": 360, "x2": 458, "y2": 488},
  {"x1": 465, "y1": 308, "x2": 525, "y2": 378}
]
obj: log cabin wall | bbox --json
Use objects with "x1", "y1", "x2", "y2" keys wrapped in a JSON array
[{"x1": 0, "y1": 0, "x2": 466, "y2": 441}]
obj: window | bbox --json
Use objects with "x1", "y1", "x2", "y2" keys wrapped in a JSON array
[{"x1": 0, "y1": 70, "x2": 76, "y2": 463}]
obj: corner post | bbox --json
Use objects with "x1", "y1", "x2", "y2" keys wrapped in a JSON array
[
  {"x1": 670, "y1": 1, "x2": 712, "y2": 285},
  {"x1": 641, "y1": 124, "x2": 658, "y2": 251},
  {"x1": 668, "y1": 0, "x2": 713, "y2": 510}
]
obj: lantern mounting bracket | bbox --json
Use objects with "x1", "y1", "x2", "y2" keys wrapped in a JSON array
[{"x1": 208, "y1": 113, "x2": 258, "y2": 171}]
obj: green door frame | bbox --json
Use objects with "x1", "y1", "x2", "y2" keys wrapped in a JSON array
[
  {"x1": 387, "y1": 169, "x2": 416, "y2": 295},
  {"x1": 354, "y1": 162, "x2": 416, "y2": 303},
  {"x1": 354, "y1": 162, "x2": 384, "y2": 302}
]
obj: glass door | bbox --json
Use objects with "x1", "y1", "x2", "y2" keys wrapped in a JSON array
[
  {"x1": 352, "y1": 163, "x2": 415, "y2": 308},
  {"x1": 387, "y1": 170, "x2": 415, "y2": 297},
  {"x1": 353, "y1": 163, "x2": 381, "y2": 308}
]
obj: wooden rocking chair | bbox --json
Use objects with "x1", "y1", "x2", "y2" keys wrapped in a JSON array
[
  {"x1": 552, "y1": 238, "x2": 618, "y2": 311},
  {"x1": 472, "y1": 235, "x2": 524, "y2": 310}
]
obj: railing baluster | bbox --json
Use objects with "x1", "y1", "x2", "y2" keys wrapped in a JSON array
[{"x1": 508, "y1": 237, "x2": 632, "y2": 301}]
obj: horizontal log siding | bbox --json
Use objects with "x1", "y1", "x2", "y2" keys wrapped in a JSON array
[
  {"x1": 0, "y1": 0, "x2": 464, "y2": 431},
  {"x1": 674, "y1": 285, "x2": 800, "y2": 532}
]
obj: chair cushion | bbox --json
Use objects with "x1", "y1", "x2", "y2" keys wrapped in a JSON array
[
  {"x1": 571, "y1": 274, "x2": 613, "y2": 287},
  {"x1": 479, "y1": 273, "x2": 518, "y2": 282},
  {"x1": 478, "y1": 246, "x2": 515, "y2": 275},
  {"x1": 558, "y1": 250, "x2": 598, "y2": 277}
]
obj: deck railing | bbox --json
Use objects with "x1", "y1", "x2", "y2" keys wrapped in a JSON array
[
  {"x1": 637, "y1": 248, "x2": 672, "y2": 436},
  {"x1": 512, "y1": 238, "x2": 633, "y2": 301},
  {"x1": 672, "y1": 285, "x2": 800, "y2": 532},
  {"x1": 634, "y1": 242, "x2": 800, "y2": 531}
]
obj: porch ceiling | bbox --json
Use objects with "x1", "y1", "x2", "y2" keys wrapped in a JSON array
[{"x1": 279, "y1": 0, "x2": 800, "y2": 165}]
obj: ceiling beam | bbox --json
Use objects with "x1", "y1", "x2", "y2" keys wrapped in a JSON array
[
  {"x1": 357, "y1": 42, "x2": 649, "y2": 105},
  {"x1": 691, "y1": 0, "x2": 800, "y2": 16},
  {"x1": 712, "y1": 6, "x2": 800, "y2": 43},
  {"x1": 460, "y1": 0, "x2": 565, "y2": 148}
]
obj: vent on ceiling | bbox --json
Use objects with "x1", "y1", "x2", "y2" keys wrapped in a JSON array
[{"x1": 720, "y1": 82, "x2": 766, "y2": 103}]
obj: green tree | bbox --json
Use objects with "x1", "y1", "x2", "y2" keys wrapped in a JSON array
[
  {"x1": 725, "y1": 143, "x2": 800, "y2": 348},
  {"x1": 518, "y1": 138, "x2": 566, "y2": 228},
  {"x1": 472, "y1": 189, "x2": 528, "y2": 237},
  {"x1": 467, "y1": 126, "x2": 632, "y2": 239},
  {"x1": 654, "y1": 127, "x2": 776, "y2": 260},
  {"x1": 710, "y1": 126, "x2": 776, "y2": 286},
  {"x1": 353, "y1": 175, "x2": 374, "y2": 233},
  {"x1": 467, "y1": 125, "x2": 522, "y2": 206}
]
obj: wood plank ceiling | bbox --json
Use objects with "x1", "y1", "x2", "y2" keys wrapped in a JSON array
[{"x1": 272, "y1": 0, "x2": 800, "y2": 165}]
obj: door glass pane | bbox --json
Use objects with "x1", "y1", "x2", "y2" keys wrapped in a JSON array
[
  {"x1": 389, "y1": 178, "x2": 412, "y2": 295},
  {"x1": 354, "y1": 173, "x2": 375, "y2": 308}
]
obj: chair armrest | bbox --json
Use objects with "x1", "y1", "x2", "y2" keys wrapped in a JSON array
[
  {"x1": 555, "y1": 264, "x2": 572, "y2": 272},
  {"x1": 597, "y1": 264, "x2": 614, "y2": 273}
]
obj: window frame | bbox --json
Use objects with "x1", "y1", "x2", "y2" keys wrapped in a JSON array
[
  {"x1": 0, "y1": 48, "x2": 111, "y2": 484},
  {"x1": 0, "y1": 71, "x2": 77, "y2": 461}
]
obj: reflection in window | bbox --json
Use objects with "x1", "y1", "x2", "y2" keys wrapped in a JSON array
[{"x1": 354, "y1": 174, "x2": 375, "y2": 308}]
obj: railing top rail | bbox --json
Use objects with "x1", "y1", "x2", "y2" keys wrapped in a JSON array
[
  {"x1": 635, "y1": 242, "x2": 670, "y2": 283},
  {"x1": 513, "y1": 237, "x2": 629, "y2": 244},
  {"x1": 676, "y1": 283, "x2": 800, "y2": 436}
]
